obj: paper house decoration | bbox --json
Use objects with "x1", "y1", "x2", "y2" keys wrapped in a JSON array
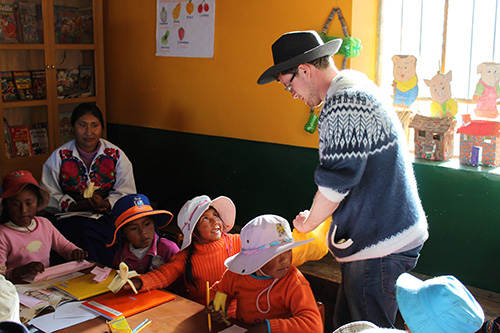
[
  {"x1": 409, "y1": 114, "x2": 456, "y2": 161},
  {"x1": 457, "y1": 120, "x2": 500, "y2": 167}
]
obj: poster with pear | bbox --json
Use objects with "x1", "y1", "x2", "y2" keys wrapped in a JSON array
[{"x1": 156, "y1": 0, "x2": 215, "y2": 58}]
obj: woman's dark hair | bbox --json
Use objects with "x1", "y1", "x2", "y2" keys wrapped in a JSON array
[
  {"x1": 71, "y1": 103, "x2": 105, "y2": 129},
  {"x1": 0, "y1": 184, "x2": 43, "y2": 223}
]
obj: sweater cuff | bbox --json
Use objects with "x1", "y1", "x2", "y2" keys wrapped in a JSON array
[
  {"x1": 265, "y1": 319, "x2": 271, "y2": 332},
  {"x1": 318, "y1": 185, "x2": 348, "y2": 203}
]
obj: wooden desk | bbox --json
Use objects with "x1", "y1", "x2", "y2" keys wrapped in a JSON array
[{"x1": 56, "y1": 293, "x2": 242, "y2": 333}]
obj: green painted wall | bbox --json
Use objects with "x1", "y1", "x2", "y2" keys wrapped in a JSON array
[{"x1": 108, "y1": 124, "x2": 500, "y2": 293}]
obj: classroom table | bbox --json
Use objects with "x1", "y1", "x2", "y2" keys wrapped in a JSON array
[{"x1": 55, "y1": 292, "x2": 246, "y2": 333}]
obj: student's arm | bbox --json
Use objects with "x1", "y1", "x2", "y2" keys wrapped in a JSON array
[
  {"x1": 267, "y1": 271, "x2": 323, "y2": 332},
  {"x1": 135, "y1": 251, "x2": 186, "y2": 291}
]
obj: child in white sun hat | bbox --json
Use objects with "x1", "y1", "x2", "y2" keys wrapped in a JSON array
[
  {"x1": 207, "y1": 214, "x2": 323, "y2": 332},
  {"x1": 126, "y1": 195, "x2": 241, "y2": 306}
]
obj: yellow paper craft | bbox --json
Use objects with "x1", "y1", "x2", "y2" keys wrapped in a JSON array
[
  {"x1": 107, "y1": 262, "x2": 139, "y2": 294},
  {"x1": 83, "y1": 182, "x2": 99, "y2": 198},
  {"x1": 213, "y1": 291, "x2": 231, "y2": 325}
]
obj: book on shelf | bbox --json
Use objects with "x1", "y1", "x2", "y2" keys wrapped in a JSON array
[
  {"x1": 0, "y1": 3, "x2": 20, "y2": 44},
  {"x1": 77, "y1": 7, "x2": 93, "y2": 44},
  {"x1": 30, "y1": 127, "x2": 49, "y2": 155},
  {"x1": 3, "y1": 117, "x2": 13, "y2": 159},
  {"x1": 78, "y1": 65, "x2": 94, "y2": 95},
  {"x1": 52, "y1": 272, "x2": 116, "y2": 301},
  {"x1": 13, "y1": 70, "x2": 34, "y2": 100},
  {"x1": 54, "y1": 5, "x2": 78, "y2": 44},
  {"x1": 59, "y1": 112, "x2": 73, "y2": 144},
  {"x1": 1, "y1": 71, "x2": 19, "y2": 101},
  {"x1": 9, "y1": 125, "x2": 33, "y2": 157},
  {"x1": 81, "y1": 289, "x2": 176, "y2": 320},
  {"x1": 56, "y1": 68, "x2": 79, "y2": 98},
  {"x1": 17, "y1": 1, "x2": 43, "y2": 44},
  {"x1": 16, "y1": 285, "x2": 75, "y2": 325},
  {"x1": 30, "y1": 69, "x2": 46, "y2": 100}
]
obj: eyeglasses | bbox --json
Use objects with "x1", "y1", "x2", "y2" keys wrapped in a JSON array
[{"x1": 284, "y1": 68, "x2": 298, "y2": 93}]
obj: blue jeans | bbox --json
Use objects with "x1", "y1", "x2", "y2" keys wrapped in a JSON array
[{"x1": 333, "y1": 245, "x2": 422, "y2": 329}]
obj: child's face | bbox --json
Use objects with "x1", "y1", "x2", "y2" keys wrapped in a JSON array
[
  {"x1": 259, "y1": 250, "x2": 292, "y2": 279},
  {"x1": 5, "y1": 187, "x2": 38, "y2": 227},
  {"x1": 122, "y1": 216, "x2": 156, "y2": 249},
  {"x1": 195, "y1": 207, "x2": 223, "y2": 244}
]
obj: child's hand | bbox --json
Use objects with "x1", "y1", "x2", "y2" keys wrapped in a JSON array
[
  {"x1": 0, "y1": 264, "x2": 6, "y2": 275},
  {"x1": 204, "y1": 302, "x2": 227, "y2": 324},
  {"x1": 71, "y1": 249, "x2": 88, "y2": 262},
  {"x1": 122, "y1": 277, "x2": 142, "y2": 291},
  {"x1": 12, "y1": 262, "x2": 44, "y2": 279}
]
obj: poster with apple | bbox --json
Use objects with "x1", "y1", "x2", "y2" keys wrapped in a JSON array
[{"x1": 156, "y1": 0, "x2": 215, "y2": 58}]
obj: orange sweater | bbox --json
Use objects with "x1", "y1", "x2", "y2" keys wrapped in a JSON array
[
  {"x1": 138, "y1": 233, "x2": 240, "y2": 305},
  {"x1": 211, "y1": 266, "x2": 323, "y2": 333}
]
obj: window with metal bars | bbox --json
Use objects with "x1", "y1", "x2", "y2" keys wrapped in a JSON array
[{"x1": 377, "y1": 0, "x2": 500, "y2": 155}]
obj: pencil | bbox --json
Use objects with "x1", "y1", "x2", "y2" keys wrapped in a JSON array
[
  {"x1": 132, "y1": 319, "x2": 149, "y2": 333},
  {"x1": 134, "y1": 320, "x2": 151, "y2": 333},
  {"x1": 206, "y1": 281, "x2": 212, "y2": 332}
]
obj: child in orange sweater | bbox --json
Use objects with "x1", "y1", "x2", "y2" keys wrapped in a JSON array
[
  {"x1": 127, "y1": 195, "x2": 241, "y2": 305},
  {"x1": 208, "y1": 214, "x2": 323, "y2": 333}
]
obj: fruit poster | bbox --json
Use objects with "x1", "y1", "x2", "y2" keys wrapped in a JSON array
[{"x1": 156, "y1": 0, "x2": 215, "y2": 58}]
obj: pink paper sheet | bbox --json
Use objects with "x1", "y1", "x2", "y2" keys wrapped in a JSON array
[{"x1": 33, "y1": 260, "x2": 94, "y2": 282}]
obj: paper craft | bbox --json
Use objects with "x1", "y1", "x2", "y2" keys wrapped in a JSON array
[
  {"x1": 28, "y1": 302, "x2": 97, "y2": 332},
  {"x1": 107, "y1": 262, "x2": 139, "y2": 294},
  {"x1": 55, "y1": 211, "x2": 102, "y2": 220},
  {"x1": 18, "y1": 294, "x2": 46, "y2": 309},
  {"x1": 213, "y1": 291, "x2": 231, "y2": 325},
  {"x1": 33, "y1": 260, "x2": 94, "y2": 282},
  {"x1": 91, "y1": 266, "x2": 112, "y2": 282}
]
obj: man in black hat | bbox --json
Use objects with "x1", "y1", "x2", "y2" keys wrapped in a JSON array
[{"x1": 258, "y1": 30, "x2": 428, "y2": 330}]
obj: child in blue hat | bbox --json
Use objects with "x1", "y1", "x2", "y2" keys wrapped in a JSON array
[{"x1": 107, "y1": 194, "x2": 179, "y2": 274}]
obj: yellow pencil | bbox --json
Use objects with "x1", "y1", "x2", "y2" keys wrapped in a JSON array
[
  {"x1": 206, "y1": 281, "x2": 212, "y2": 332},
  {"x1": 135, "y1": 320, "x2": 151, "y2": 333}
]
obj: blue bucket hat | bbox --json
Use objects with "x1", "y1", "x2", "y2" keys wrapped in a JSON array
[
  {"x1": 396, "y1": 273, "x2": 484, "y2": 333},
  {"x1": 107, "y1": 194, "x2": 173, "y2": 247}
]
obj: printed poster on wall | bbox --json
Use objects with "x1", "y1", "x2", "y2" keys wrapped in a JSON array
[{"x1": 156, "y1": 0, "x2": 215, "y2": 58}]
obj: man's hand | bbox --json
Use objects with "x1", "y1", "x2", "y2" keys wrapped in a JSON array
[{"x1": 293, "y1": 210, "x2": 310, "y2": 233}]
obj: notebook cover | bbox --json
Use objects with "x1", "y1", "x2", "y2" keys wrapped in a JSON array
[
  {"x1": 81, "y1": 289, "x2": 176, "y2": 320},
  {"x1": 52, "y1": 271, "x2": 117, "y2": 300}
]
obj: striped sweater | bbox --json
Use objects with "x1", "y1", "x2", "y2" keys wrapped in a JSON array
[
  {"x1": 316, "y1": 70, "x2": 428, "y2": 262},
  {"x1": 138, "y1": 233, "x2": 240, "y2": 305}
]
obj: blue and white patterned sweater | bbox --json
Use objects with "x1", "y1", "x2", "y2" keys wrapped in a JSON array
[{"x1": 316, "y1": 70, "x2": 428, "y2": 262}]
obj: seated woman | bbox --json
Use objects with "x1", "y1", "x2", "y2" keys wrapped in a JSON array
[{"x1": 41, "y1": 103, "x2": 136, "y2": 267}]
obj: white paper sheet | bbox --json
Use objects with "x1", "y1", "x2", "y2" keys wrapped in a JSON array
[{"x1": 29, "y1": 302, "x2": 97, "y2": 332}]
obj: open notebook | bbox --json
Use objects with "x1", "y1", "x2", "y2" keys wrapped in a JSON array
[{"x1": 81, "y1": 289, "x2": 176, "y2": 320}]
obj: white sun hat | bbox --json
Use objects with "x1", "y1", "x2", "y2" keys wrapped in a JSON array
[
  {"x1": 177, "y1": 195, "x2": 236, "y2": 250},
  {"x1": 225, "y1": 214, "x2": 313, "y2": 275}
]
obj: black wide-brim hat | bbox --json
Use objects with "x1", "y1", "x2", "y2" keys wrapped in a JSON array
[{"x1": 257, "y1": 30, "x2": 342, "y2": 85}]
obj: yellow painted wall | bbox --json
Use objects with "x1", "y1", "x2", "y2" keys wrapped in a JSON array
[{"x1": 103, "y1": 0, "x2": 378, "y2": 148}]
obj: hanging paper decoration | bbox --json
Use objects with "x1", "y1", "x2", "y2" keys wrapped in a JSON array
[{"x1": 318, "y1": 7, "x2": 362, "y2": 69}]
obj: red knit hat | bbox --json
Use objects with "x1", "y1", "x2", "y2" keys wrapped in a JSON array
[{"x1": 0, "y1": 170, "x2": 50, "y2": 211}]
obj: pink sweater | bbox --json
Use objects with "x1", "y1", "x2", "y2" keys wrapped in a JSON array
[{"x1": 0, "y1": 216, "x2": 79, "y2": 279}]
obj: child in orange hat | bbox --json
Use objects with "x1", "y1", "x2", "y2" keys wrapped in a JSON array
[
  {"x1": 125, "y1": 195, "x2": 240, "y2": 306},
  {"x1": 107, "y1": 194, "x2": 179, "y2": 274},
  {"x1": 0, "y1": 170, "x2": 87, "y2": 280}
]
